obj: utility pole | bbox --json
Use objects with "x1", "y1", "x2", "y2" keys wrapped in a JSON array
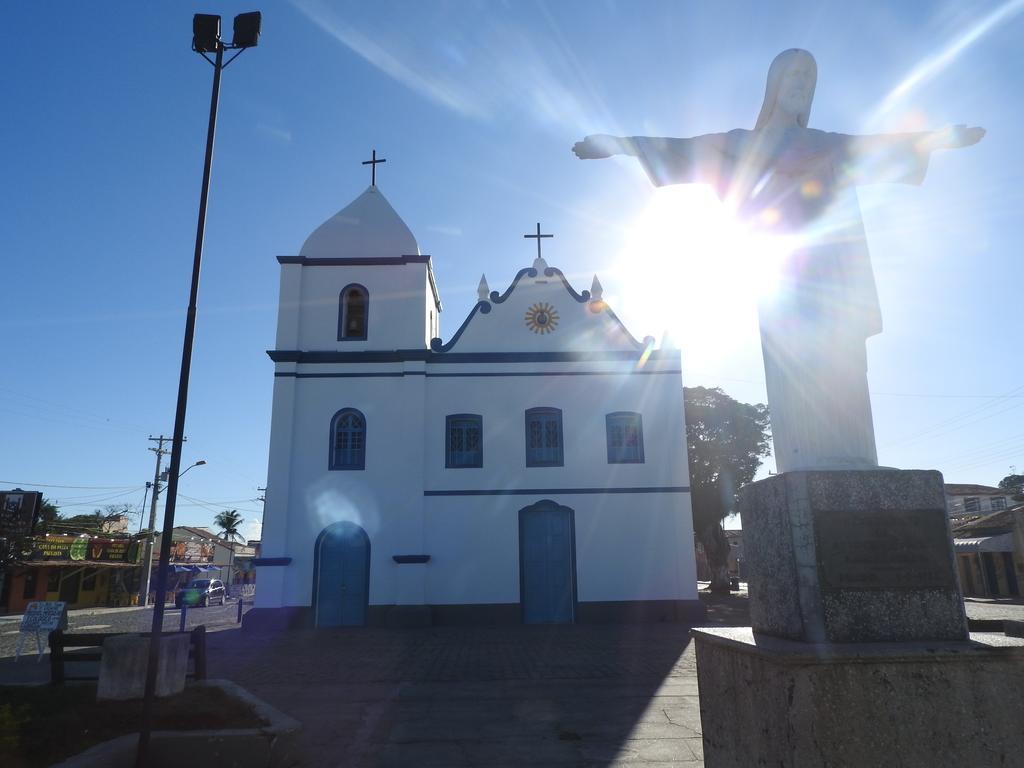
[{"x1": 137, "y1": 435, "x2": 184, "y2": 607}]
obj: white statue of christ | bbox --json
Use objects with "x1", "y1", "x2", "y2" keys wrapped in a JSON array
[{"x1": 574, "y1": 48, "x2": 984, "y2": 473}]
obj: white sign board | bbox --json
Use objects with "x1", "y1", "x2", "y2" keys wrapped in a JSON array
[
  {"x1": 17, "y1": 601, "x2": 68, "y2": 661},
  {"x1": 20, "y1": 601, "x2": 68, "y2": 633}
]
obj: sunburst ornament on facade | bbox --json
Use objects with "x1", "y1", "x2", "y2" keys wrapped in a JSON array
[{"x1": 524, "y1": 302, "x2": 559, "y2": 334}]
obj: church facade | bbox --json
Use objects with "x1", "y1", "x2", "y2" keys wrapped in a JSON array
[{"x1": 249, "y1": 181, "x2": 700, "y2": 628}]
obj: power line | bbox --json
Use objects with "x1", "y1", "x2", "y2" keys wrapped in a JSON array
[
  {"x1": 177, "y1": 493, "x2": 262, "y2": 514},
  {"x1": 881, "y1": 382, "x2": 1024, "y2": 448},
  {"x1": 48, "y1": 488, "x2": 147, "y2": 508},
  {"x1": 927, "y1": 431, "x2": 1024, "y2": 467},
  {"x1": 0, "y1": 480, "x2": 137, "y2": 490},
  {"x1": 873, "y1": 391, "x2": 1024, "y2": 399},
  {"x1": 0, "y1": 384, "x2": 151, "y2": 432}
]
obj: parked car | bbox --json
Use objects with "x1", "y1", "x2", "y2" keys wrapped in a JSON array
[{"x1": 175, "y1": 579, "x2": 226, "y2": 608}]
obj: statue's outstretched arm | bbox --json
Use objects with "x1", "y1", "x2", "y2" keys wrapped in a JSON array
[
  {"x1": 841, "y1": 125, "x2": 984, "y2": 186},
  {"x1": 850, "y1": 125, "x2": 984, "y2": 155},
  {"x1": 573, "y1": 134, "x2": 646, "y2": 159},
  {"x1": 573, "y1": 132, "x2": 736, "y2": 191}
]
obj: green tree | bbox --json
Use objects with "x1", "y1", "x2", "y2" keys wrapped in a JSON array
[
  {"x1": 50, "y1": 504, "x2": 136, "y2": 535},
  {"x1": 684, "y1": 386, "x2": 771, "y2": 594},
  {"x1": 51, "y1": 511, "x2": 105, "y2": 533},
  {"x1": 214, "y1": 509, "x2": 245, "y2": 590},
  {"x1": 214, "y1": 509, "x2": 244, "y2": 542},
  {"x1": 27, "y1": 497, "x2": 60, "y2": 534},
  {"x1": 998, "y1": 474, "x2": 1024, "y2": 502}
]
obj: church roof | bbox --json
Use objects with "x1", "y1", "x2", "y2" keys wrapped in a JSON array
[
  {"x1": 299, "y1": 185, "x2": 419, "y2": 260},
  {"x1": 430, "y1": 256, "x2": 653, "y2": 355}
]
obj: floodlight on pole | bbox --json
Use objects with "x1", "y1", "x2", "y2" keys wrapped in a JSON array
[
  {"x1": 192, "y1": 14, "x2": 220, "y2": 53},
  {"x1": 136, "y1": 12, "x2": 261, "y2": 768},
  {"x1": 233, "y1": 12, "x2": 262, "y2": 48}
]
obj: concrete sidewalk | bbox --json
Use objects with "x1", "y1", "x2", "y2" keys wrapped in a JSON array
[{"x1": 0, "y1": 604, "x2": 147, "y2": 624}]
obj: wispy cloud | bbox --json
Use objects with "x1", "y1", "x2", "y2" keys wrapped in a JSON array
[
  {"x1": 289, "y1": 0, "x2": 616, "y2": 136},
  {"x1": 290, "y1": 0, "x2": 490, "y2": 120},
  {"x1": 428, "y1": 225, "x2": 463, "y2": 237},
  {"x1": 870, "y1": 0, "x2": 1024, "y2": 125},
  {"x1": 256, "y1": 122, "x2": 293, "y2": 144}
]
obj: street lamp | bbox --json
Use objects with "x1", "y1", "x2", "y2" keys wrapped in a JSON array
[
  {"x1": 177, "y1": 459, "x2": 207, "y2": 479},
  {"x1": 137, "y1": 13, "x2": 261, "y2": 767}
]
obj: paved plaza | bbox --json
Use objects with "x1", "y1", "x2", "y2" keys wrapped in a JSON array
[
  {"x1": 1, "y1": 595, "x2": 1021, "y2": 766},
  {"x1": 209, "y1": 619, "x2": 705, "y2": 767}
]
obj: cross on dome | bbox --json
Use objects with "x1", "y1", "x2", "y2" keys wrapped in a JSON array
[
  {"x1": 361, "y1": 149, "x2": 386, "y2": 187},
  {"x1": 524, "y1": 222, "x2": 553, "y2": 262}
]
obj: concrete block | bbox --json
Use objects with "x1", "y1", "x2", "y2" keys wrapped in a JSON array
[
  {"x1": 739, "y1": 469, "x2": 968, "y2": 642},
  {"x1": 693, "y1": 627, "x2": 1024, "y2": 768},
  {"x1": 97, "y1": 634, "x2": 190, "y2": 701}
]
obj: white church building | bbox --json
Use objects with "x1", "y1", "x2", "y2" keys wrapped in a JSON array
[{"x1": 248, "y1": 177, "x2": 700, "y2": 629}]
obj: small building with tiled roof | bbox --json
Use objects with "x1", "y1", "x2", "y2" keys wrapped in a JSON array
[
  {"x1": 951, "y1": 504, "x2": 1024, "y2": 598},
  {"x1": 944, "y1": 483, "x2": 1012, "y2": 519}
]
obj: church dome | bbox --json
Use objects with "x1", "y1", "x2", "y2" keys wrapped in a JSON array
[{"x1": 299, "y1": 185, "x2": 419, "y2": 259}]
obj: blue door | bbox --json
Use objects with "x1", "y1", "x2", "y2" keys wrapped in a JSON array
[
  {"x1": 520, "y1": 501, "x2": 575, "y2": 624},
  {"x1": 314, "y1": 522, "x2": 369, "y2": 627}
]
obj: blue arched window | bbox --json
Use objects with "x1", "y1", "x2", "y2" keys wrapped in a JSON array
[
  {"x1": 606, "y1": 412, "x2": 644, "y2": 464},
  {"x1": 525, "y1": 407, "x2": 563, "y2": 467},
  {"x1": 338, "y1": 284, "x2": 368, "y2": 341},
  {"x1": 330, "y1": 408, "x2": 366, "y2": 470},
  {"x1": 446, "y1": 414, "x2": 483, "y2": 468}
]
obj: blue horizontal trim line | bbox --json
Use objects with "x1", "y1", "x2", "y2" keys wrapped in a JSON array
[
  {"x1": 424, "y1": 486, "x2": 690, "y2": 497},
  {"x1": 427, "y1": 370, "x2": 680, "y2": 378},
  {"x1": 276, "y1": 372, "x2": 405, "y2": 378},
  {"x1": 278, "y1": 254, "x2": 431, "y2": 266},
  {"x1": 269, "y1": 350, "x2": 679, "y2": 364},
  {"x1": 274, "y1": 369, "x2": 680, "y2": 379},
  {"x1": 253, "y1": 557, "x2": 292, "y2": 566}
]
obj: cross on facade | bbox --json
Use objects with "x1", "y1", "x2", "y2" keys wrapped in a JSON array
[
  {"x1": 524, "y1": 222, "x2": 553, "y2": 261},
  {"x1": 362, "y1": 149, "x2": 386, "y2": 186}
]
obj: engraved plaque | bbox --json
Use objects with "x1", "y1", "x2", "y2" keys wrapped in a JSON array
[{"x1": 813, "y1": 509, "x2": 956, "y2": 591}]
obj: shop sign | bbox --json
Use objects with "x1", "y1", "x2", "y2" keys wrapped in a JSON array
[
  {"x1": 171, "y1": 539, "x2": 215, "y2": 563},
  {"x1": 0, "y1": 490, "x2": 42, "y2": 538},
  {"x1": 32, "y1": 536, "x2": 140, "y2": 563}
]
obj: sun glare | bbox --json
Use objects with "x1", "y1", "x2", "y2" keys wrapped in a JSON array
[{"x1": 612, "y1": 186, "x2": 787, "y2": 374}]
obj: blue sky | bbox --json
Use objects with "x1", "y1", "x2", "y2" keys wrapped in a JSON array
[{"x1": 2, "y1": 1, "x2": 1022, "y2": 538}]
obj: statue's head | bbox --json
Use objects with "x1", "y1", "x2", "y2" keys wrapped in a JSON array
[{"x1": 755, "y1": 49, "x2": 817, "y2": 130}]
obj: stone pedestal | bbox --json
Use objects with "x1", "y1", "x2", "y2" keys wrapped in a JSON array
[
  {"x1": 740, "y1": 469, "x2": 967, "y2": 642},
  {"x1": 692, "y1": 627, "x2": 1024, "y2": 768},
  {"x1": 97, "y1": 634, "x2": 190, "y2": 700},
  {"x1": 693, "y1": 469, "x2": 1023, "y2": 767}
]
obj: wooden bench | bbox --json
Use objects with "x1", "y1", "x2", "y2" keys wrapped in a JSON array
[{"x1": 48, "y1": 625, "x2": 207, "y2": 685}]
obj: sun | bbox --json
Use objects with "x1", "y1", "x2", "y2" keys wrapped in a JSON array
[{"x1": 612, "y1": 185, "x2": 789, "y2": 373}]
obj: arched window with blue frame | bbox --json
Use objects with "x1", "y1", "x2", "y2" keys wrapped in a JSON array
[
  {"x1": 606, "y1": 411, "x2": 644, "y2": 464},
  {"x1": 446, "y1": 414, "x2": 483, "y2": 468},
  {"x1": 330, "y1": 408, "x2": 366, "y2": 470},
  {"x1": 338, "y1": 284, "x2": 369, "y2": 341},
  {"x1": 525, "y1": 407, "x2": 563, "y2": 467}
]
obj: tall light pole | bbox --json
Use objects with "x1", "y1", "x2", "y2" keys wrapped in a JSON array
[{"x1": 137, "y1": 13, "x2": 261, "y2": 766}]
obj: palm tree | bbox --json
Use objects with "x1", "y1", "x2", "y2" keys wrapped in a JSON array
[
  {"x1": 214, "y1": 509, "x2": 244, "y2": 591},
  {"x1": 213, "y1": 509, "x2": 244, "y2": 542}
]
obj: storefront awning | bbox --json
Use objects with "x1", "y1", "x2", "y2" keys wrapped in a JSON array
[
  {"x1": 953, "y1": 533, "x2": 1014, "y2": 553},
  {"x1": 156, "y1": 563, "x2": 220, "y2": 573}
]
